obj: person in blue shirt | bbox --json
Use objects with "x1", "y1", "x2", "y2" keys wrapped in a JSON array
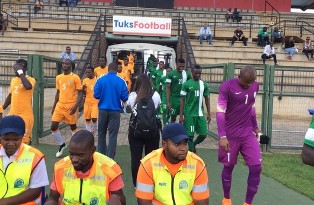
[{"x1": 94, "y1": 62, "x2": 129, "y2": 159}]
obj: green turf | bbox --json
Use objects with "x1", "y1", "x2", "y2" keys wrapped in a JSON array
[
  {"x1": 262, "y1": 153, "x2": 314, "y2": 201},
  {"x1": 35, "y1": 144, "x2": 314, "y2": 205}
]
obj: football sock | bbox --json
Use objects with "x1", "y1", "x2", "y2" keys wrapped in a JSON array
[
  {"x1": 52, "y1": 130, "x2": 64, "y2": 145},
  {"x1": 193, "y1": 135, "x2": 206, "y2": 146},
  {"x1": 85, "y1": 123, "x2": 92, "y2": 132},
  {"x1": 246, "y1": 164, "x2": 262, "y2": 204},
  {"x1": 222, "y1": 165, "x2": 234, "y2": 199}
]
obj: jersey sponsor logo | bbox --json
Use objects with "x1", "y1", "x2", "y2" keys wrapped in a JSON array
[
  {"x1": 159, "y1": 182, "x2": 167, "y2": 186},
  {"x1": 179, "y1": 180, "x2": 188, "y2": 190},
  {"x1": 14, "y1": 178, "x2": 24, "y2": 188}
]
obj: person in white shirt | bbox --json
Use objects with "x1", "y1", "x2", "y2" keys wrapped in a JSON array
[
  {"x1": 127, "y1": 74, "x2": 161, "y2": 187},
  {"x1": 261, "y1": 42, "x2": 277, "y2": 65},
  {"x1": 199, "y1": 23, "x2": 213, "y2": 46}
]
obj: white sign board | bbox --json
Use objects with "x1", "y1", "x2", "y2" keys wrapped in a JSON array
[{"x1": 112, "y1": 16, "x2": 172, "y2": 37}]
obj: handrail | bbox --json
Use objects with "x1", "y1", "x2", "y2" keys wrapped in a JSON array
[
  {"x1": 264, "y1": 1, "x2": 281, "y2": 26},
  {"x1": 74, "y1": 14, "x2": 104, "y2": 78},
  {"x1": 0, "y1": 9, "x2": 18, "y2": 34},
  {"x1": 181, "y1": 18, "x2": 196, "y2": 68}
]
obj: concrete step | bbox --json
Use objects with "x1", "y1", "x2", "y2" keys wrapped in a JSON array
[
  {"x1": 17, "y1": 20, "x2": 96, "y2": 31},
  {"x1": 0, "y1": 36, "x2": 87, "y2": 45},
  {"x1": 2, "y1": 30, "x2": 90, "y2": 40}
]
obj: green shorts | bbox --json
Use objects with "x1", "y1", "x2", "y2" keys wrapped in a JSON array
[
  {"x1": 170, "y1": 95, "x2": 180, "y2": 116},
  {"x1": 183, "y1": 116, "x2": 208, "y2": 136}
]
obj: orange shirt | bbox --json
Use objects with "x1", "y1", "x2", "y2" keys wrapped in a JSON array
[
  {"x1": 9, "y1": 76, "x2": 36, "y2": 115},
  {"x1": 56, "y1": 73, "x2": 82, "y2": 104},
  {"x1": 122, "y1": 63, "x2": 134, "y2": 82},
  {"x1": 82, "y1": 77, "x2": 98, "y2": 105},
  {"x1": 117, "y1": 71, "x2": 128, "y2": 84},
  {"x1": 0, "y1": 105, "x2": 3, "y2": 113},
  {"x1": 136, "y1": 151, "x2": 209, "y2": 201},
  {"x1": 94, "y1": 66, "x2": 108, "y2": 78}
]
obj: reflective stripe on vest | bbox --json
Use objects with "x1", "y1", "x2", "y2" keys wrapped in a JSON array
[
  {"x1": 146, "y1": 148, "x2": 198, "y2": 205},
  {"x1": 54, "y1": 152, "x2": 119, "y2": 205},
  {"x1": 0, "y1": 144, "x2": 44, "y2": 205}
]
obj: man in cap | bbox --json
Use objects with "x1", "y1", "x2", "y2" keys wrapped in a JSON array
[
  {"x1": 135, "y1": 123, "x2": 209, "y2": 205},
  {"x1": 0, "y1": 115, "x2": 49, "y2": 204}
]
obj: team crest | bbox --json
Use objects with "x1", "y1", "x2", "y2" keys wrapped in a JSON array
[
  {"x1": 68, "y1": 80, "x2": 72, "y2": 85},
  {"x1": 179, "y1": 180, "x2": 188, "y2": 190},
  {"x1": 14, "y1": 178, "x2": 24, "y2": 188},
  {"x1": 90, "y1": 197, "x2": 99, "y2": 205}
]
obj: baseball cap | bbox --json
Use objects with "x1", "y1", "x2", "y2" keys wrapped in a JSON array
[
  {"x1": 0, "y1": 115, "x2": 25, "y2": 136},
  {"x1": 162, "y1": 123, "x2": 189, "y2": 144}
]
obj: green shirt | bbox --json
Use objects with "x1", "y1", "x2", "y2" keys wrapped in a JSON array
[
  {"x1": 166, "y1": 70, "x2": 191, "y2": 96},
  {"x1": 159, "y1": 75, "x2": 167, "y2": 99},
  {"x1": 152, "y1": 69, "x2": 166, "y2": 90},
  {"x1": 148, "y1": 65, "x2": 157, "y2": 81},
  {"x1": 180, "y1": 79, "x2": 209, "y2": 116}
]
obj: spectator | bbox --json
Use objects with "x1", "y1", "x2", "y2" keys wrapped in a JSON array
[
  {"x1": 0, "y1": 14, "x2": 6, "y2": 34},
  {"x1": 226, "y1": 8, "x2": 233, "y2": 22},
  {"x1": 60, "y1": 46, "x2": 76, "y2": 70},
  {"x1": 44, "y1": 130, "x2": 126, "y2": 205},
  {"x1": 51, "y1": 59, "x2": 83, "y2": 158},
  {"x1": 0, "y1": 115, "x2": 49, "y2": 204},
  {"x1": 261, "y1": 42, "x2": 277, "y2": 65},
  {"x1": 135, "y1": 123, "x2": 210, "y2": 205},
  {"x1": 34, "y1": 1, "x2": 43, "y2": 14},
  {"x1": 231, "y1": 26, "x2": 247, "y2": 46},
  {"x1": 127, "y1": 74, "x2": 161, "y2": 187},
  {"x1": 2, "y1": 59, "x2": 36, "y2": 144},
  {"x1": 232, "y1": 8, "x2": 242, "y2": 22},
  {"x1": 94, "y1": 56, "x2": 108, "y2": 78},
  {"x1": 59, "y1": 0, "x2": 68, "y2": 6},
  {"x1": 302, "y1": 36, "x2": 313, "y2": 60},
  {"x1": 257, "y1": 27, "x2": 270, "y2": 47},
  {"x1": 284, "y1": 36, "x2": 297, "y2": 60},
  {"x1": 271, "y1": 27, "x2": 283, "y2": 43},
  {"x1": 94, "y1": 62, "x2": 128, "y2": 159},
  {"x1": 199, "y1": 23, "x2": 213, "y2": 46}
]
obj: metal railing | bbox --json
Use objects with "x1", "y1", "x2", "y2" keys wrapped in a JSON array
[
  {"x1": 264, "y1": 0, "x2": 281, "y2": 25},
  {"x1": 181, "y1": 18, "x2": 195, "y2": 69},
  {"x1": 0, "y1": 9, "x2": 18, "y2": 34}
]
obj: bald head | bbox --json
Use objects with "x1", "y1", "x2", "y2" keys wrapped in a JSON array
[
  {"x1": 71, "y1": 130, "x2": 94, "y2": 149},
  {"x1": 238, "y1": 65, "x2": 257, "y2": 89}
]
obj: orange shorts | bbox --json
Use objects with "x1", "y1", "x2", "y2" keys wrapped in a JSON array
[
  {"x1": 52, "y1": 102, "x2": 78, "y2": 125},
  {"x1": 83, "y1": 103, "x2": 98, "y2": 120},
  {"x1": 8, "y1": 113, "x2": 33, "y2": 144}
]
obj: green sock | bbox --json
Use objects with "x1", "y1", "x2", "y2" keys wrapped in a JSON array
[{"x1": 193, "y1": 135, "x2": 207, "y2": 146}]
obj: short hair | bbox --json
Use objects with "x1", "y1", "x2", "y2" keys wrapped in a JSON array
[
  {"x1": 108, "y1": 62, "x2": 118, "y2": 71},
  {"x1": 66, "y1": 46, "x2": 71, "y2": 49},
  {"x1": 191, "y1": 64, "x2": 201, "y2": 71},
  {"x1": 177, "y1": 58, "x2": 185, "y2": 64},
  {"x1": 16, "y1": 59, "x2": 27, "y2": 69},
  {"x1": 86, "y1": 65, "x2": 94, "y2": 71},
  {"x1": 71, "y1": 130, "x2": 94, "y2": 148}
]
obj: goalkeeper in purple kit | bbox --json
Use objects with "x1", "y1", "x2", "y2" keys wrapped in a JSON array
[{"x1": 216, "y1": 65, "x2": 262, "y2": 205}]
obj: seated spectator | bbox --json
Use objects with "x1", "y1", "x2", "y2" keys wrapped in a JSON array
[
  {"x1": 261, "y1": 42, "x2": 277, "y2": 65},
  {"x1": 302, "y1": 36, "x2": 313, "y2": 60},
  {"x1": 284, "y1": 36, "x2": 297, "y2": 60},
  {"x1": 199, "y1": 23, "x2": 213, "y2": 46},
  {"x1": 60, "y1": 46, "x2": 76, "y2": 70},
  {"x1": 34, "y1": 1, "x2": 43, "y2": 14},
  {"x1": 257, "y1": 27, "x2": 270, "y2": 47},
  {"x1": 0, "y1": 14, "x2": 6, "y2": 34},
  {"x1": 59, "y1": 0, "x2": 68, "y2": 6},
  {"x1": 271, "y1": 27, "x2": 283, "y2": 43},
  {"x1": 231, "y1": 26, "x2": 247, "y2": 46},
  {"x1": 232, "y1": 8, "x2": 242, "y2": 23},
  {"x1": 226, "y1": 8, "x2": 233, "y2": 22}
]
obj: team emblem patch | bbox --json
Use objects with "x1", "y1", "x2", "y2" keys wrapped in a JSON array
[
  {"x1": 90, "y1": 197, "x2": 99, "y2": 205},
  {"x1": 14, "y1": 178, "x2": 24, "y2": 188},
  {"x1": 68, "y1": 80, "x2": 72, "y2": 85},
  {"x1": 179, "y1": 180, "x2": 188, "y2": 190}
]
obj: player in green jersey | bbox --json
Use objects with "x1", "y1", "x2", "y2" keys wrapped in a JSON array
[
  {"x1": 302, "y1": 112, "x2": 314, "y2": 166},
  {"x1": 152, "y1": 61, "x2": 165, "y2": 91},
  {"x1": 179, "y1": 64, "x2": 211, "y2": 152},
  {"x1": 159, "y1": 66, "x2": 173, "y2": 125},
  {"x1": 166, "y1": 59, "x2": 191, "y2": 122}
]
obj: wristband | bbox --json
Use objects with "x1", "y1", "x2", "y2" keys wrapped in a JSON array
[
  {"x1": 220, "y1": 136, "x2": 227, "y2": 139},
  {"x1": 17, "y1": 69, "x2": 24, "y2": 76}
]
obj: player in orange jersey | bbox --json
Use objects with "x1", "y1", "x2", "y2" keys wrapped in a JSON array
[
  {"x1": 82, "y1": 66, "x2": 99, "y2": 134},
  {"x1": 2, "y1": 59, "x2": 36, "y2": 144},
  {"x1": 117, "y1": 61, "x2": 128, "y2": 85},
  {"x1": 127, "y1": 51, "x2": 135, "y2": 71},
  {"x1": 51, "y1": 59, "x2": 83, "y2": 158},
  {"x1": 122, "y1": 57, "x2": 134, "y2": 92},
  {"x1": 94, "y1": 57, "x2": 108, "y2": 78}
]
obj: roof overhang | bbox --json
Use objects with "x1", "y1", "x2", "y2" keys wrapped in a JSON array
[{"x1": 291, "y1": 0, "x2": 314, "y2": 10}]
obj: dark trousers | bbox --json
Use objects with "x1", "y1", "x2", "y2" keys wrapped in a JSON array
[
  {"x1": 258, "y1": 35, "x2": 270, "y2": 47},
  {"x1": 98, "y1": 110, "x2": 121, "y2": 159},
  {"x1": 303, "y1": 49, "x2": 314, "y2": 59},
  {"x1": 128, "y1": 125, "x2": 160, "y2": 187},
  {"x1": 231, "y1": 36, "x2": 247, "y2": 46},
  {"x1": 261, "y1": 54, "x2": 277, "y2": 64}
]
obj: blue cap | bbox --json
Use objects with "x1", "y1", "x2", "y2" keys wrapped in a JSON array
[
  {"x1": 162, "y1": 123, "x2": 189, "y2": 143},
  {"x1": 0, "y1": 115, "x2": 25, "y2": 136}
]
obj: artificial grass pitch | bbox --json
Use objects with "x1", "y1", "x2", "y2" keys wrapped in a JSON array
[{"x1": 36, "y1": 144, "x2": 314, "y2": 205}]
